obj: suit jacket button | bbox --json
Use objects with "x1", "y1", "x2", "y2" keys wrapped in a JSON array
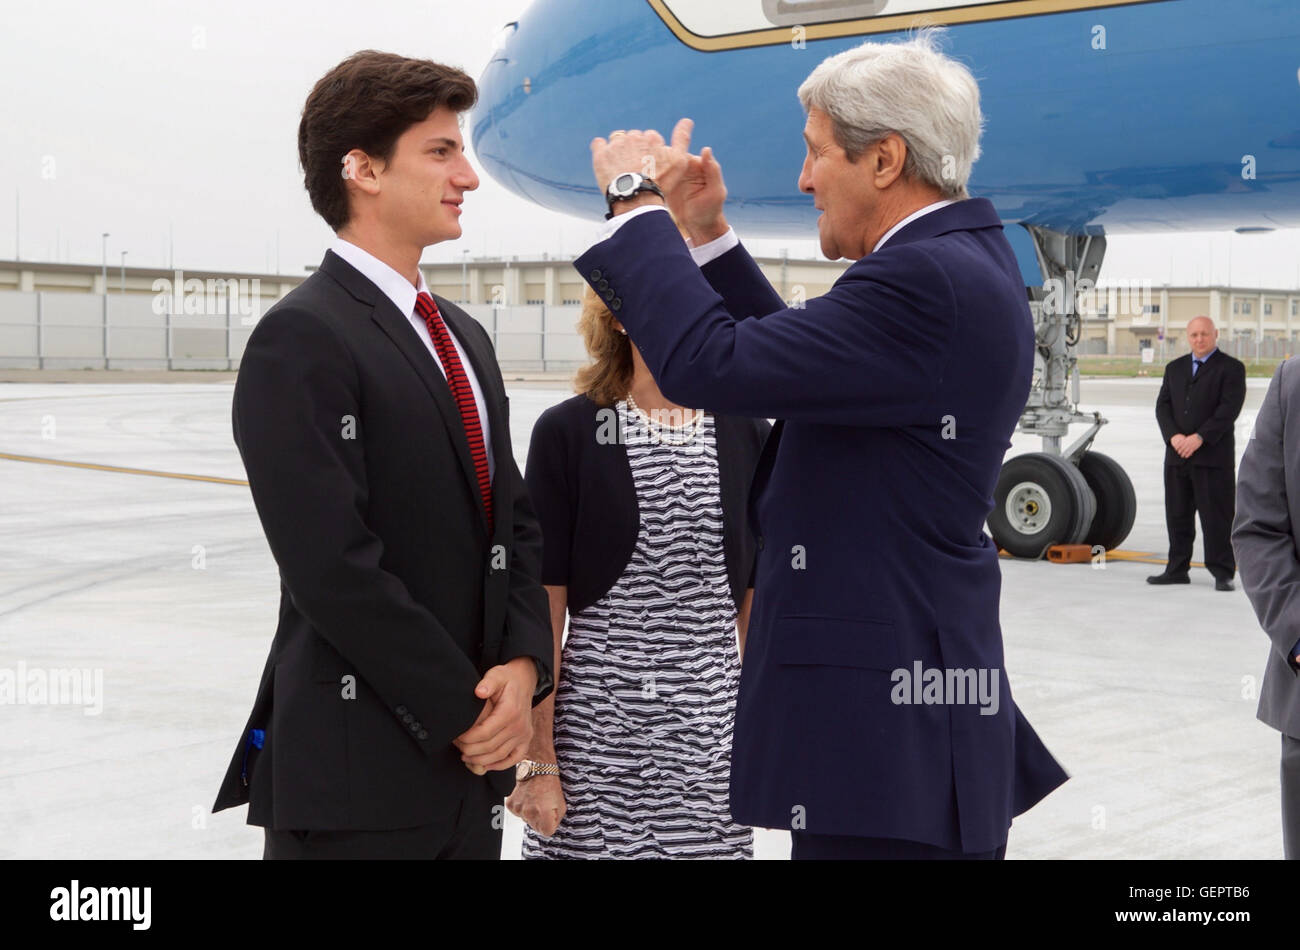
[
  {"x1": 417, "y1": 729, "x2": 429, "y2": 740},
  {"x1": 396, "y1": 705, "x2": 408, "y2": 716},
  {"x1": 602, "y1": 288, "x2": 614, "y2": 301},
  {"x1": 757, "y1": 535, "x2": 765, "y2": 550},
  {"x1": 590, "y1": 269, "x2": 602, "y2": 280},
  {"x1": 402, "y1": 712, "x2": 414, "y2": 724},
  {"x1": 409, "y1": 721, "x2": 420, "y2": 732},
  {"x1": 611, "y1": 298, "x2": 622, "y2": 311}
]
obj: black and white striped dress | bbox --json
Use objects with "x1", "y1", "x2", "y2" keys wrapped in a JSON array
[{"x1": 522, "y1": 400, "x2": 753, "y2": 859}]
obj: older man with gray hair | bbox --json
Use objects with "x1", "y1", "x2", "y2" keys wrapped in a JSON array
[
  {"x1": 571, "y1": 30, "x2": 1067, "y2": 859},
  {"x1": 1150, "y1": 316, "x2": 1246, "y2": 589}
]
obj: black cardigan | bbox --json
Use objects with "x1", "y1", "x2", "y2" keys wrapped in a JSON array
[{"x1": 524, "y1": 393, "x2": 772, "y2": 614}]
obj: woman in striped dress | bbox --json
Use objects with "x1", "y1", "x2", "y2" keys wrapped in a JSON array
[{"x1": 507, "y1": 287, "x2": 769, "y2": 859}]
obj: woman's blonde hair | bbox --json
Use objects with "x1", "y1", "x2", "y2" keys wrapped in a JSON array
[
  {"x1": 572, "y1": 210, "x2": 691, "y2": 406},
  {"x1": 572, "y1": 285, "x2": 632, "y2": 407}
]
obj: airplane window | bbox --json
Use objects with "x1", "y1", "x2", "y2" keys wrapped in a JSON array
[
  {"x1": 650, "y1": 1, "x2": 1131, "y2": 48},
  {"x1": 654, "y1": 0, "x2": 996, "y2": 38},
  {"x1": 762, "y1": 1, "x2": 890, "y2": 27}
]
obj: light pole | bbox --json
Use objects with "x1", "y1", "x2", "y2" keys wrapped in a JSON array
[{"x1": 101, "y1": 232, "x2": 110, "y2": 368}]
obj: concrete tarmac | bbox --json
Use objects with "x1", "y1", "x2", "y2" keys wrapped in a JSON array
[{"x1": 0, "y1": 377, "x2": 1280, "y2": 858}]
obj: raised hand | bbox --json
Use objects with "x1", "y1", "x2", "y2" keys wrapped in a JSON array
[
  {"x1": 589, "y1": 118, "x2": 728, "y2": 243},
  {"x1": 661, "y1": 118, "x2": 729, "y2": 245}
]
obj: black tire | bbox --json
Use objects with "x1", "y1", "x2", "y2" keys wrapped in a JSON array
[
  {"x1": 988, "y1": 453, "x2": 1087, "y2": 559},
  {"x1": 1077, "y1": 450, "x2": 1137, "y2": 551},
  {"x1": 1059, "y1": 456, "x2": 1097, "y2": 545}
]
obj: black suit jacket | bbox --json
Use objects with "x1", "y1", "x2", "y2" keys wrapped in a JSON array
[
  {"x1": 212, "y1": 250, "x2": 553, "y2": 832},
  {"x1": 1155, "y1": 349, "x2": 1247, "y2": 469}
]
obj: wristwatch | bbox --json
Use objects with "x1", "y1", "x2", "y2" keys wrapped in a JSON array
[
  {"x1": 515, "y1": 759, "x2": 560, "y2": 782},
  {"x1": 604, "y1": 172, "x2": 664, "y2": 219}
]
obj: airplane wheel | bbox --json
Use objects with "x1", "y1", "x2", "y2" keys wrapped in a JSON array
[
  {"x1": 1060, "y1": 455, "x2": 1097, "y2": 545},
  {"x1": 1078, "y1": 450, "x2": 1137, "y2": 551},
  {"x1": 989, "y1": 453, "x2": 1092, "y2": 559}
]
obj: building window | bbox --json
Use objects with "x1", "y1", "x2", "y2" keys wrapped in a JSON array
[
  {"x1": 1266, "y1": 303, "x2": 1273, "y2": 316},
  {"x1": 1233, "y1": 301, "x2": 1240, "y2": 314},
  {"x1": 1142, "y1": 304, "x2": 1160, "y2": 315},
  {"x1": 1243, "y1": 301, "x2": 1253, "y2": 315},
  {"x1": 561, "y1": 298, "x2": 581, "y2": 306},
  {"x1": 1293, "y1": 300, "x2": 1298, "y2": 316},
  {"x1": 525, "y1": 298, "x2": 544, "y2": 305}
]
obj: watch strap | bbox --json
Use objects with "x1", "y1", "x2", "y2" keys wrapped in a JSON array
[{"x1": 604, "y1": 177, "x2": 665, "y2": 219}]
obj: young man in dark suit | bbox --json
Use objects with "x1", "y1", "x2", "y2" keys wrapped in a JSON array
[
  {"x1": 1150, "y1": 316, "x2": 1247, "y2": 590},
  {"x1": 212, "y1": 50, "x2": 553, "y2": 859}
]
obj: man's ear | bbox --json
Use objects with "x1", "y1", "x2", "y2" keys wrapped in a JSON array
[
  {"x1": 341, "y1": 149, "x2": 382, "y2": 197},
  {"x1": 872, "y1": 133, "x2": 907, "y2": 190}
]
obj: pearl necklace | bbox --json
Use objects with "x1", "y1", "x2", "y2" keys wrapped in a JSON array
[{"x1": 624, "y1": 392, "x2": 703, "y2": 445}]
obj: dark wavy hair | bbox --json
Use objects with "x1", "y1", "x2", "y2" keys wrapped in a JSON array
[{"x1": 298, "y1": 50, "x2": 477, "y2": 231}]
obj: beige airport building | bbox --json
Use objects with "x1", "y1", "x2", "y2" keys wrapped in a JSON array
[{"x1": 1, "y1": 255, "x2": 1297, "y2": 369}]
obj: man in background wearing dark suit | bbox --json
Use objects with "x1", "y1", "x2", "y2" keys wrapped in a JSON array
[
  {"x1": 212, "y1": 51, "x2": 552, "y2": 859},
  {"x1": 1150, "y1": 316, "x2": 1247, "y2": 590}
]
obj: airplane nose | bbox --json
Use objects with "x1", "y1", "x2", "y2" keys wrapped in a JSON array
[
  {"x1": 470, "y1": 26, "x2": 520, "y2": 188},
  {"x1": 471, "y1": 6, "x2": 609, "y2": 216}
]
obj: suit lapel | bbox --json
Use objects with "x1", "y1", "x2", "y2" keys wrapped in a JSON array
[
  {"x1": 436, "y1": 297, "x2": 509, "y2": 538},
  {"x1": 319, "y1": 250, "x2": 488, "y2": 529},
  {"x1": 436, "y1": 298, "x2": 512, "y2": 662},
  {"x1": 368, "y1": 295, "x2": 490, "y2": 535}
]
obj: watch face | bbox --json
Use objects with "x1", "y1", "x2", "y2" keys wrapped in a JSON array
[
  {"x1": 613, "y1": 172, "x2": 639, "y2": 196},
  {"x1": 515, "y1": 760, "x2": 531, "y2": 781}
]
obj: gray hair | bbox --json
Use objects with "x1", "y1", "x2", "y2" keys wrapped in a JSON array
[{"x1": 796, "y1": 29, "x2": 983, "y2": 199}]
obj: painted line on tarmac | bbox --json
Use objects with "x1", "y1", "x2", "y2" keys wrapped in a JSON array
[{"x1": 0, "y1": 451, "x2": 248, "y2": 486}]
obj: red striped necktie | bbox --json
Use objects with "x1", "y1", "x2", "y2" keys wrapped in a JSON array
[{"x1": 415, "y1": 292, "x2": 493, "y2": 534}]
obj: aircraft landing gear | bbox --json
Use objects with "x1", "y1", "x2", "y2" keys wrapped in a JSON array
[
  {"x1": 988, "y1": 452, "x2": 1095, "y2": 559},
  {"x1": 988, "y1": 226, "x2": 1138, "y2": 559}
]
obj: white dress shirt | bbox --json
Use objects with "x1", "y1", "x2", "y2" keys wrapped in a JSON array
[
  {"x1": 593, "y1": 197, "x2": 958, "y2": 267},
  {"x1": 331, "y1": 237, "x2": 494, "y2": 480},
  {"x1": 870, "y1": 199, "x2": 956, "y2": 253}
]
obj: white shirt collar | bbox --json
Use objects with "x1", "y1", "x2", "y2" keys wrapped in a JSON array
[
  {"x1": 330, "y1": 236, "x2": 429, "y2": 315},
  {"x1": 872, "y1": 199, "x2": 958, "y2": 254}
]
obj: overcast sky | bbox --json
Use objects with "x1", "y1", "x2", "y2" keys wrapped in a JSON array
[{"x1": 2, "y1": 0, "x2": 1297, "y2": 289}]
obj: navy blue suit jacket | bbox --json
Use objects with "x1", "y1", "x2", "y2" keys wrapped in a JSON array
[{"x1": 574, "y1": 199, "x2": 1068, "y2": 852}]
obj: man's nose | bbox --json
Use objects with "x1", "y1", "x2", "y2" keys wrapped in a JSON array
[
  {"x1": 797, "y1": 157, "x2": 813, "y2": 194},
  {"x1": 458, "y1": 159, "x2": 480, "y2": 191}
]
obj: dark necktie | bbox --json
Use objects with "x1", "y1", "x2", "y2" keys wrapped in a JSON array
[
  {"x1": 415, "y1": 292, "x2": 493, "y2": 534},
  {"x1": 1192, "y1": 358, "x2": 1203, "y2": 377}
]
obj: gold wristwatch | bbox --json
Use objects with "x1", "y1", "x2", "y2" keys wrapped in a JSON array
[{"x1": 515, "y1": 759, "x2": 560, "y2": 781}]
